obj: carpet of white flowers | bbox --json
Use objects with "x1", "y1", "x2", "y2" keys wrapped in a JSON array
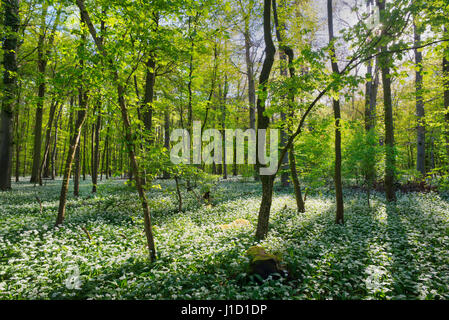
[{"x1": 1, "y1": 178, "x2": 449, "y2": 300}]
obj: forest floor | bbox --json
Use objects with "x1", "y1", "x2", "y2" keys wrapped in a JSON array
[{"x1": 1, "y1": 177, "x2": 449, "y2": 299}]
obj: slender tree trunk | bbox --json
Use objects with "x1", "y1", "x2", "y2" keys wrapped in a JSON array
[
  {"x1": 22, "y1": 107, "x2": 30, "y2": 177},
  {"x1": 201, "y1": 42, "x2": 218, "y2": 136},
  {"x1": 30, "y1": 5, "x2": 48, "y2": 184},
  {"x1": 233, "y1": 134, "x2": 238, "y2": 176},
  {"x1": 163, "y1": 109, "x2": 170, "y2": 179},
  {"x1": 244, "y1": 26, "x2": 256, "y2": 135},
  {"x1": 82, "y1": 125, "x2": 86, "y2": 180},
  {"x1": 92, "y1": 102, "x2": 101, "y2": 192},
  {"x1": 221, "y1": 76, "x2": 228, "y2": 180},
  {"x1": 377, "y1": 0, "x2": 396, "y2": 202},
  {"x1": 39, "y1": 99, "x2": 58, "y2": 185},
  {"x1": 100, "y1": 124, "x2": 107, "y2": 181},
  {"x1": 443, "y1": 25, "x2": 449, "y2": 166},
  {"x1": 272, "y1": 0, "x2": 291, "y2": 188},
  {"x1": 244, "y1": 23, "x2": 257, "y2": 180},
  {"x1": 174, "y1": 175, "x2": 182, "y2": 212},
  {"x1": 328, "y1": 0, "x2": 344, "y2": 224},
  {"x1": 55, "y1": 99, "x2": 87, "y2": 225},
  {"x1": 61, "y1": 99, "x2": 73, "y2": 177},
  {"x1": 364, "y1": 57, "x2": 379, "y2": 194},
  {"x1": 272, "y1": 0, "x2": 305, "y2": 209},
  {"x1": 289, "y1": 146, "x2": 305, "y2": 212},
  {"x1": 143, "y1": 57, "x2": 156, "y2": 140},
  {"x1": 76, "y1": 0, "x2": 156, "y2": 260},
  {"x1": 255, "y1": 0, "x2": 276, "y2": 240},
  {"x1": 187, "y1": 15, "x2": 195, "y2": 137},
  {"x1": 14, "y1": 109, "x2": 20, "y2": 183},
  {"x1": 31, "y1": 5, "x2": 61, "y2": 183},
  {"x1": 105, "y1": 126, "x2": 110, "y2": 179},
  {"x1": 74, "y1": 16, "x2": 87, "y2": 197},
  {"x1": 73, "y1": 112, "x2": 83, "y2": 196},
  {"x1": 51, "y1": 103, "x2": 63, "y2": 179},
  {"x1": 0, "y1": 0, "x2": 19, "y2": 191},
  {"x1": 91, "y1": 121, "x2": 95, "y2": 178},
  {"x1": 14, "y1": 85, "x2": 22, "y2": 182},
  {"x1": 414, "y1": 21, "x2": 425, "y2": 176}
]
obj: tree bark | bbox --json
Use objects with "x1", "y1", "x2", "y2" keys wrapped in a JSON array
[
  {"x1": 82, "y1": 125, "x2": 86, "y2": 180},
  {"x1": 163, "y1": 109, "x2": 170, "y2": 179},
  {"x1": 255, "y1": 0, "x2": 276, "y2": 240},
  {"x1": 414, "y1": 21, "x2": 425, "y2": 176},
  {"x1": 51, "y1": 103, "x2": 64, "y2": 179},
  {"x1": 242, "y1": 5, "x2": 257, "y2": 180},
  {"x1": 30, "y1": 5, "x2": 60, "y2": 183},
  {"x1": 221, "y1": 76, "x2": 228, "y2": 180},
  {"x1": 30, "y1": 5, "x2": 48, "y2": 184},
  {"x1": 55, "y1": 98, "x2": 87, "y2": 225},
  {"x1": 377, "y1": 0, "x2": 396, "y2": 202},
  {"x1": 289, "y1": 146, "x2": 305, "y2": 212},
  {"x1": 73, "y1": 94, "x2": 86, "y2": 197},
  {"x1": 143, "y1": 56, "x2": 156, "y2": 142},
  {"x1": 443, "y1": 25, "x2": 449, "y2": 166},
  {"x1": 272, "y1": 0, "x2": 291, "y2": 187},
  {"x1": 105, "y1": 125, "x2": 110, "y2": 179},
  {"x1": 0, "y1": 0, "x2": 19, "y2": 191},
  {"x1": 39, "y1": 99, "x2": 58, "y2": 185},
  {"x1": 376, "y1": 0, "x2": 396, "y2": 202},
  {"x1": 92, "y1": 102, "x2": 102, "y2": 192},
  {"x1": 22, "y1": 107, "x2": 30, "y2": 177},
  {"x1": 328, "y1": 0, "x2": 344, "y2": 224},
  {"x1": 14, "y1": 102, "x2": 20, "y2": 183}
]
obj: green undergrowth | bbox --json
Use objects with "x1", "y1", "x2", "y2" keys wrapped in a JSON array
[{"x1": 1, "y1": 178, "x2": 449, "y2": 299}]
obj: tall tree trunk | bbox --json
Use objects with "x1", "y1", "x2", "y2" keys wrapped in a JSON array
[
  {"x1": 187, "y1": 16, "x2": 195, "y2": 136},
  {"x1": 414, "y1": 21, "x2": 425, "y2": 176},
  {"x1": 14, "y1": 84, "x2": 22, "y2": 182},
  {"x1": 14, "y1": 109, "x2": 20, "y2": 183},
  {"x1": 364, "y1": 57, "x2": 379, "y2": 193},
  {"x1": 377, "y1": 0, "x2": 396, "y2": 202},
  {"x1": 60, "y1": 103, "x2": 72, "y2": 177},
  {"x1": 73, "y1": 97, "x2": 84, "y2": 197},
  {"x1": 74, "y1": 16, "x2": 87, "y2": 197},
  {"x1": 255, "y1": 0, "x2": 276, "y2": 240},
  {"x1": 443, "y1": 25, "x2": 449, "y2": 166},
  {"x1": 201, "y1": 41, "x2": 218, "y2": 134},
  {"x1": 30, "y1": 5, "x2": 48, "y2": 184},
  {"x1": 0, "y1": 0, "x2": 19, "y2": 191},
  {"x1": 92, "y1": 102, "x2": 101, "y2": 192},
  {"x1": 143, "y1": 57, "x2": 156, "y2": 141},
  {"x1": 163, "y1": 109, "x2": 170, "y2": 179},
  {"x1": 221, "y1": 76, "x2": 228, "y2": 180},
  {"x1": 30, "y1": 5, "x2": 61, "y2": 183},
  {"x1": 51, "y1": 103, "x2": 63, "y2": 179},
  {"x1": 22, "y1": 106, "x2": 30, "y2": 178},
  {"x1": 39, "y1": 99, "x2": 58, "y2": 185},
  {"x1": 328, "y1": 0, "x2": 344, "y2": 224},
  {"x1": 100, "y1": 124, "x2": 107, "y2": 181},
  {"x1": 272, "y1": 0, "x2": 290, "y2": 187},
  {"x1": 56, "y1": 96, "x2": 87, "y2": 225},
  {"x1": 82, "y1": 125, "x2": 86, "y2": 180},
  {"x1": 272, "y1": 0, "x2": 305, "y2": 209},
  {"x1": 76, "y1": 0, "x2": 156, "y2": 260},
  {"x1": 244, "y1": 22, "x2": 257, "y2": 180},
  {"x1": 105, "y1": 125, "x2": 110, "y2": 179},
  {"x1": 289, "y1": 146, "x2": 305, "y2": 212}
]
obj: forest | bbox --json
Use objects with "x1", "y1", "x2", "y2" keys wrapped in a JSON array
[{"x1": 0, "y1": 0, "x2": 449, "y2": 300}]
